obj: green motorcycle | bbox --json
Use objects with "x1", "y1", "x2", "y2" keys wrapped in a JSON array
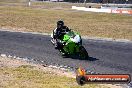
[{"x1": 51, "y1": 31, "x2": 89, "y2": 59}]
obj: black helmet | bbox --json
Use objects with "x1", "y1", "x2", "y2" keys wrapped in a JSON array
[{"x1": 57, "y1": 20, "x2": 64, "y2": 28}]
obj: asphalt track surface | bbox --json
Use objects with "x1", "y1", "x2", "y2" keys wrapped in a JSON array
[{"x1": 0, "y1": 30, "x2": 132, "y2": 76}]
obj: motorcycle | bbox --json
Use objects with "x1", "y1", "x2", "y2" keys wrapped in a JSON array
[{"x1": 51, "y1": 30, "x2": 89, "y2": 59}]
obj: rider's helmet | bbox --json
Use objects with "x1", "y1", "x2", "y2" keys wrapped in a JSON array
[{"x1": 57, "y1": 20, "x2": 64, "y2": 28}]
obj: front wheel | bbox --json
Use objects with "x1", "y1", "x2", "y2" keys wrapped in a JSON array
[{"x1": 79, "y1": 46, "x2": 89, "y2": 60}]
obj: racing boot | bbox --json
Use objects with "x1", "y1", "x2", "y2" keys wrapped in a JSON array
[
  {"x1": 55, "y1": 43, "x2": 58, "y2": 49},
  {"x1": 54, "y1": 39, "x2": 59, "y2": 49}
]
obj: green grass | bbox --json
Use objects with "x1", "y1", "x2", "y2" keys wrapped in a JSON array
[
  {"x1": 0, "y1": 3, "x2": 132, "y2": 40},
  {"x1": 0, "y1": 65, "x2": 108, "y2": 88}
]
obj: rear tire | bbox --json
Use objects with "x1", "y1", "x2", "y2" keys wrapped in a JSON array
[{"x1": 79, "y1": 46, "x2": 89, "y2": 60}]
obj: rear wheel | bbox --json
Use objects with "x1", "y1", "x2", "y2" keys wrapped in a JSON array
[{"x1": 79, "y1": 46, "x2": 89, "y2": 60}]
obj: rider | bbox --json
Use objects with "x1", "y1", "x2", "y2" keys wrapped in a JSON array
[{"x1": 53, "y1": 20, "x2": 70, "y2": 49}]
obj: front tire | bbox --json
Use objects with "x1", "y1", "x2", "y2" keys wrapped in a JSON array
[{"x1": 79, "y1": 46, "x2": 89, "y2": 60}]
